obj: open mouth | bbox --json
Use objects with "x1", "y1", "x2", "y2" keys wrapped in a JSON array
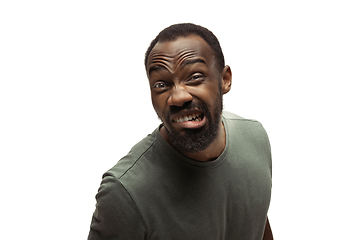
[{"x1": 172, "y1": 112, "x2": 204, "y2": 123}]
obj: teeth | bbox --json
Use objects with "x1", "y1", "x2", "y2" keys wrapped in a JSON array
[{"x1": 174, "y1": 113, "x2": 202, "y2": 123}]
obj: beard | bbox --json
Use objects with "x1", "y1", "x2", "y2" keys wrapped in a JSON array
[{"x1": 162, "y1": 93, "x2": 223, "y2": 153}]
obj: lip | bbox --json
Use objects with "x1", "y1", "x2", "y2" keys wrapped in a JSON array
[
  {"x1": 170, "y1": 109, "x2": 206, "y2": 129},
  {"x1": 170, "y1": 109, "x2": 201, "y2": 121},
  {"x1": 175, "y1": 115, "x2": 206, "y2": 129}
]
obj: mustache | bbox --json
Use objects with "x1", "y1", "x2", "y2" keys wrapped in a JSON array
[{"x1": 167, "y1": 101, "x2": 206, "y2": 117}]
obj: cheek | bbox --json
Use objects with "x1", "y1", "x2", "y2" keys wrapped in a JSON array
[
  {"x1": 190, "y1": 82, "x2": 220, "y2": 105},
  {"x1": 151, "y1": 94, "x2": 167, "y2": 117}
]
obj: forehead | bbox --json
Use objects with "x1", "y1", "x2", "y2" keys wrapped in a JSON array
[{"x1": 147, "y1": 35, "x2": 215, "y2": 71}]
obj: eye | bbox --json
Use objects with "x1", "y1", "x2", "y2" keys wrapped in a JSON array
[
  {"x1": 153, "y1": 81, "x2": 169, "y2": 92},
  {"x1": 187, "y1": 73, "x2": 205, "y2": 84}
]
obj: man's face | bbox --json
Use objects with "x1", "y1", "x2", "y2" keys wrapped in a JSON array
[{"x1": 146, "y1": 35, "x2": 226, "y2": 152}]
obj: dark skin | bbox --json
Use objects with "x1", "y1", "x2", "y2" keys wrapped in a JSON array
[
  {"x1": 147, "y1": 35, "x2": 231, "y2": 161},
  {"x1": 147, "y1": 35, "x2": 273, "y2": 239}
]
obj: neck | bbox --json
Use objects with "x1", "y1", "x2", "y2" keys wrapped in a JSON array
[{"x1": 160, "y1": 121, "x2": 226, "y2": 162}]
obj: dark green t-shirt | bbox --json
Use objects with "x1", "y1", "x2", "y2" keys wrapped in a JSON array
[{"x1": 88, "y1": 112, "x2": 272, "y2": 240}]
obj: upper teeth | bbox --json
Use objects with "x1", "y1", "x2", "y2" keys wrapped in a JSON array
[{"x1": 174, "y1": 113, "x2": 202, "y2": 123}]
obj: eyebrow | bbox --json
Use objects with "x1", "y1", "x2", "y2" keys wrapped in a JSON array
[{"x1": 148, "y1": 65, "x2": 167, "y2": 76}]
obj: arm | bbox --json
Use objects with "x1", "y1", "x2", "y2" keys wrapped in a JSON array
[
  {"x1": 88, "y1": 176, "x2": 146, "y2": 240},
  {"x1": 263, "y1": 217, "x2": 273, "y2": 240}
]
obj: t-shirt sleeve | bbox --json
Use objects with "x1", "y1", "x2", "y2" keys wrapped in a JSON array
[{"x1": 88, "y1": 175, "x2": 146, "y2": 240}]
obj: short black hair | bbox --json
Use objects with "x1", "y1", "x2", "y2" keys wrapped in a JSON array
[{"x1": 144, "y1": 23, "x2": 225, "y2": 72}]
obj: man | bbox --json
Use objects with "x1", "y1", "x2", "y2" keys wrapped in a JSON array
[{"x1": 88, "y1": 23, "x2": 273, "y2": 240}]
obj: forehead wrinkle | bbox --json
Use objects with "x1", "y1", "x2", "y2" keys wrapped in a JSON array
[
  {"x1": 148, "y1": 52, "x2": 174, "y2": 74},
  {"x1": 148, "y1": 44, "x2": 205, "y2": 75},
  {"x1": 174, "y1": 49, "x2": 199, "y2": 69},
  {"x1": 148, "y1": 52, "x2": 173, "y2": 65},
  {"x1": 148, "y1": 50, "x2": 172, "y2": 64}
]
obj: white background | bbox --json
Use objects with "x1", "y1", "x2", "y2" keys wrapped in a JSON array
[{"x1": 1, "y1": 0, "x2": 359, "y2": 239}]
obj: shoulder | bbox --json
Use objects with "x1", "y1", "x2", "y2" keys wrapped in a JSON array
[
  {"x1": 88, "y1": 174, "x2": 147, "y2": 239},
  {"x1": 223, "y1": 111, "x2": 271, "y2": 158},
  {"x1": 222, "y1": 111, "x2": 266, "y2": 131},
  {"x1": 223, "y1": 111, "x2": 272, "y2": 172},
  {"x1": 105, "y1": 131, "x2": 158, "y2": 180},
  {"x1": 88, "y1": 132, "x2": 159, "y2": 239}
]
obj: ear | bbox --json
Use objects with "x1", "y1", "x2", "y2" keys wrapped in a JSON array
[{"x1": 221, "y1": 65, "x2": 232, "y2": 94}]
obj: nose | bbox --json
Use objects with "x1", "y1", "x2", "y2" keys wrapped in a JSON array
[{"x1": 167, "y1": 85, "x2": 193, "y2": 107}]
